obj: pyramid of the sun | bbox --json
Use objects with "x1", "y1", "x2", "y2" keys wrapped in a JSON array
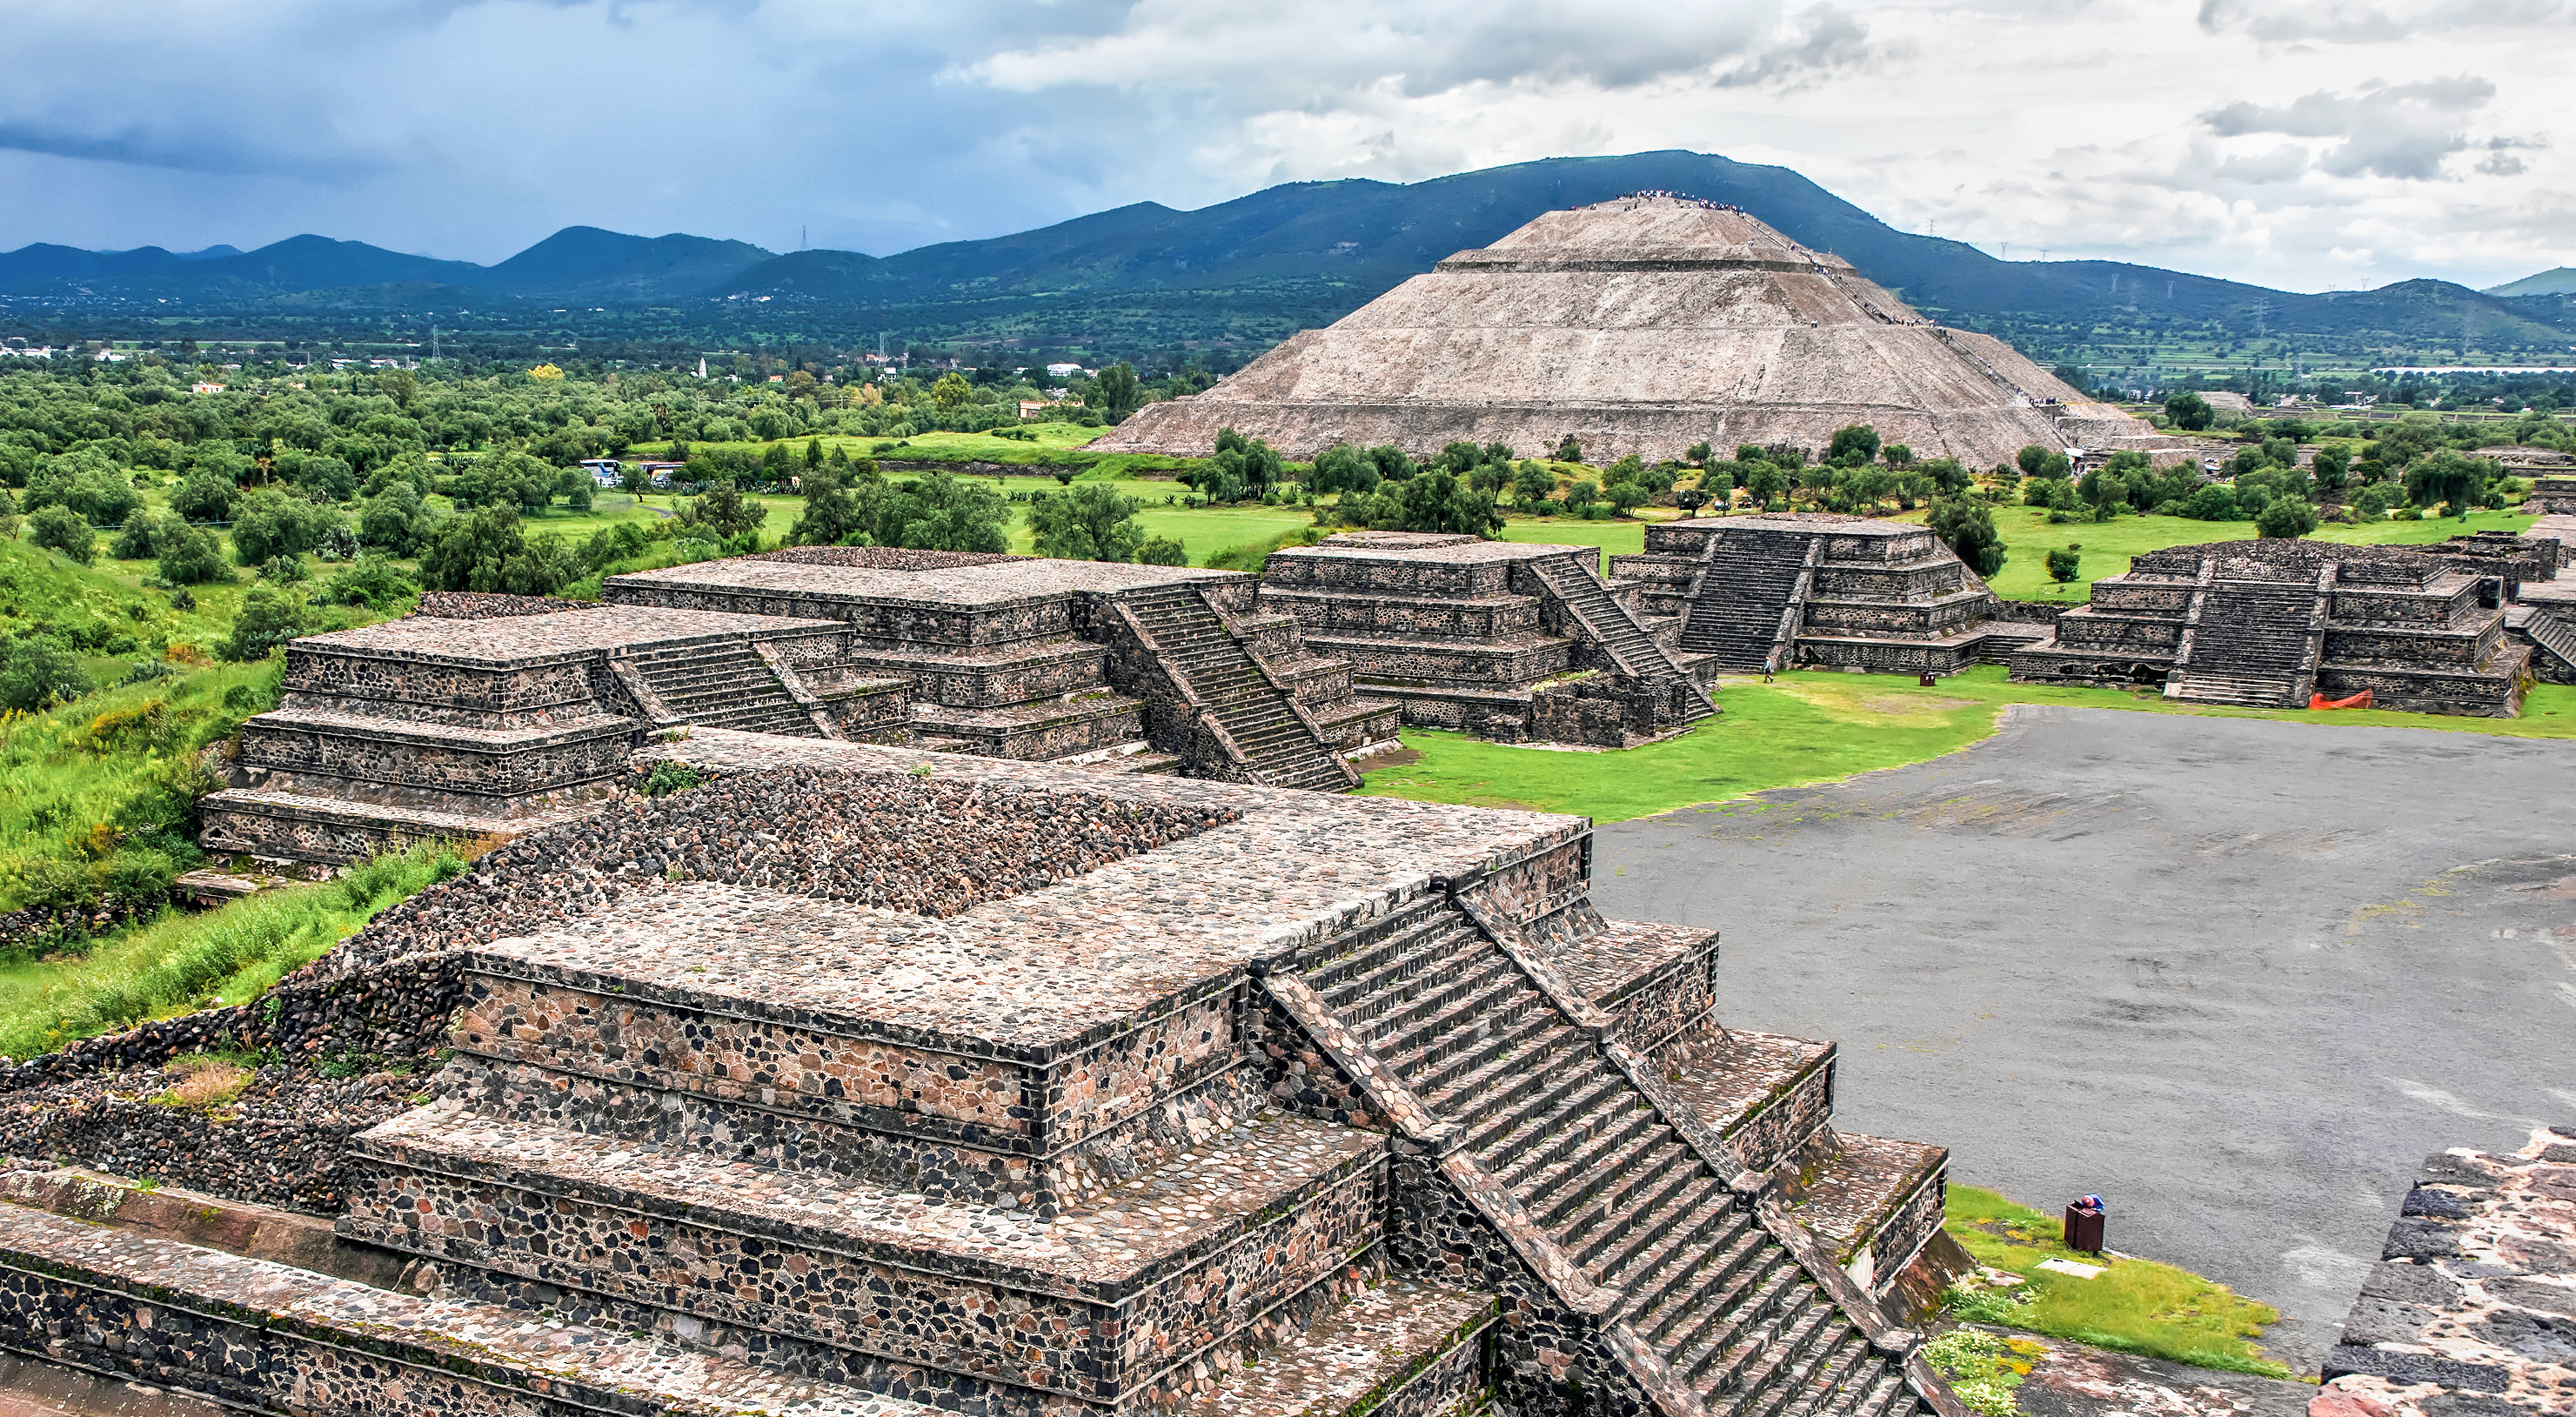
[{"x1": 1094, "y1": 193, "x2": 2154, "y2": 467}]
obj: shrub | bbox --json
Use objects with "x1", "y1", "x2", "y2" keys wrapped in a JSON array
[
  {"x1": 643, "y1": 760, "x2": 703, "y2": 798},
  {"x1": 169, "y1": 469, "x2": 238, "y2": 522},
  {"x1": 2044, "y1": 547, "x2": 2082, "y2": 583},
  {"x1": 314, "y1": 557, "x2": 420, "y2": 610},
  {"x1": 2255, "y1": 496, "x2": 2318, "y2": 538},
  {"x1": 28, "y1": 505, "x2": 96, "y2": 564},
  {"x1": 0, "y1": 635, "x2": 91, "y2": 710},
  {"x1": 154, "y1": 522, "x2": 232, "y2": 585},
  {"x1": 219, "y1": 587, "x2": 331, "y2": 662}
]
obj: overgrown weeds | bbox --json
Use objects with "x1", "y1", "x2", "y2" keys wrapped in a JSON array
[{"x1": 0, "y1": 838, "x2": 469, "y2": 1059}]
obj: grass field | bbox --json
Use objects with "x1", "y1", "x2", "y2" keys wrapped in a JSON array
[
  {"x1": 1358, "y1": 666, "x2": 2576, "y2": 824},
  {"x1": 1941, "y1": 1186, "x2": 2288, "y2": 1378}
]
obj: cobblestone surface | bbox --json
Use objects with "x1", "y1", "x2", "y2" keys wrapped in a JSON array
[
  {"x1": 307, "y1": 604, "x2": 835, "y2": 660},
  {"x1": 2318, "y1": 1126, "x2": 2576, "y2": 1417}
]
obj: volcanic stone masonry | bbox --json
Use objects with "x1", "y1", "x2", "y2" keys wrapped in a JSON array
[
  {"x1": 2008, "y1": 533, "x2": 2576, "y2": 714},
  {"x1": 1093, "y1": 192, "x2": 2186, "y2": 470},
  {"x1": 197, "y1": 547, "x2": 1412, "y2": 874},
  {"x1": 2313, "y1": 1126, "x2": 2576, "y2": 1417},
  {"x1": 1605, "y1": 513, "x2": 2045, "y2": 678},
  {"x1": 1255, "y1": 531, "x2": 1718, "y2": 745},
  {"x1": 0, "y1": 734, "x2": 1966, "y2": 1417}
]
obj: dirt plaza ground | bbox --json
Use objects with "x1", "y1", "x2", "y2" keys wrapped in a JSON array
[{"x1": 1590, "y1": 705, "x2": 2576, "y2": 1372}]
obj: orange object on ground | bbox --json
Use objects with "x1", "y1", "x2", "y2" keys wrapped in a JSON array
[{"x1": 2309, "y1": 690, "x2": 2373, "y2": 710}]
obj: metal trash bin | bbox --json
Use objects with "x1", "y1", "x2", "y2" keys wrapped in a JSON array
[{"x1": 2064, "y1": 1197, "x2": 2105, "y2": 1254}]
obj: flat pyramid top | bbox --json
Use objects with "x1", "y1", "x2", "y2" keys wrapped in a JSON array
[{"x1": 1458, "y1": 192, "x2": 1843, "y2": 271}]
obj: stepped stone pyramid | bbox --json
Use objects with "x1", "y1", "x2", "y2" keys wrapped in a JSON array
[
  {"x1": 5, "y1": 734, "x2": 1963, "y2": 1417},
  {"x1": 2009, "y1": 535, "x2": 2568, "y2": 713},
  {"x1": 1607, "y1": 514, "x2": 2046, "y2": 676},
  {"x1": 1255, "y1": 531, "x2": 1718, "y2": 745},
  {"x1": 197, "y1": 550, "x2": 1406, "y2": 877},
  {"x1": 1093, "y1": 193, "x2": 2156, "y2": 469}
]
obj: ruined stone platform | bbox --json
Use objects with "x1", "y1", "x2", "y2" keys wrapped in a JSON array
[
  {"x1": 2011, "y1": 538, "x2": 2554, "y2": 714},
  {"x1": 1610, "y1": 513, "x2": 2039, "y2": 678},
  {"x1": 88, "y1": 729, "x2": 1964, "y2": 1417},
  {"x1": 1260, "y1": 532, "x2": 1716, "y2": 745}
]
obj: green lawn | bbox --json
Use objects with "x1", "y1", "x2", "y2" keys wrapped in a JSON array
[
  {"x1": 1941, "y1": 1186, "x2": 2288, "y2": 1378},
  {"x1": 1959, "y1": 505, "x2": 2538, "y2": 603},
  {"x1": 1359, "y1": 666, "x2": 2576, "y2": 824}
]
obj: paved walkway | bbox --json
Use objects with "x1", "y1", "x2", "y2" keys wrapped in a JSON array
[{"x1": 1592, "y1": 705, "x2": 2576, "y2": 1374}]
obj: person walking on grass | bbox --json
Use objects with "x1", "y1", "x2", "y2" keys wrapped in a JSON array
[{"x1": 1761, "y1": 652, "x2": 1777, "y2": 684}]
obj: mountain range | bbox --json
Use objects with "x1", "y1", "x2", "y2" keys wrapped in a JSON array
[{"x1": 4, "y1": 151, "x2": 2569, "y2": 351}]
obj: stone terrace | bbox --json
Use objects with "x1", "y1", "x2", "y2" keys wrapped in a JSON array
[
  {"x1": 197, "y1": 605, "x2": 907, "y2": 871},
  {"x1": 17, "y1": 732, "x2": 1966, "y2": 1417},
  {"x1": 2011, "y1": 538, "x2": 2552, "y2": 713},
  {"x1": 608, "y1": 548, "x2": 1402, "y2": 790},
  {"x1": 1610, "y1": 514, "x2": 2042, "y2": 678},
  {"x1": 1258, "y1": 532, "x2": 1716, "y2": 746}
]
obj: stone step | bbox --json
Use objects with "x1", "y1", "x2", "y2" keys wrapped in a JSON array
[
  {"x1": 342, "y1": 1103, "x2": 1388, "y2": 1412},
  {"x1": 1341, "y1": 947, "x2": 1519, "y2": 1049},
  {"x1": 1175, "y1": 1278, "x2": 1496, "y2": 1417},
  {"x1": 1650, "y1": 1242, "x2": 1798, "y2": 1366},
  {"x1": 1308, "y1": 904, "x2": 1470, "y2": 994},
  {"x1": 0, "y1": 1203, "x2": 937, "y2": 1417},
  {"x1": 1620, "y1": 1213, "x2": 1767, "y2": 1340},
  {"x1": 1409, "y1": 1014, "x2": 1584, "y2": 1113}
]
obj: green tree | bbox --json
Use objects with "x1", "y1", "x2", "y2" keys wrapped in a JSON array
[
  {"x1": 1092, "y1": 364, "x2": 1142, "y2": 422},
  {"x1": 1562, "y1": 478, "x2": 1601, "y2": 517},
  {"x1": 1686, "y1": 441, "x2": 1713, "y2": 466},
  {"x1": 1313, "y1": 444, "x2": 1382, "y2": 496},
  {"x1": 1138, "y1": 535, "x2": 1188, "y2": 566},
  {"x1": 170, "y1": 468, "x2": 238, "y2": 522},
  {"x1": 2404, "y1": 450, "x2": 2487, "y2": 517},
  {"x1": 678, "y1": 480, "x2": 769, "y2": 541},
  {"x1": 0, "y1": 636, "x2": 90, "y2": 711},
  {"x1": 424, "y1": 505, "x2": 549, "y2": 592},
  {"x1": 110, "y1": 509, "x2": 167, "y2": 560},
  {"x1": 1208, "y1": 428, "x2": 1285, "y2": 501},
  {"x1": 230, "y1": 489, "x2": 347, "y2": 565},
  {"x1": 220, "y1": 586, "x2": 330, "y2": 661},
  {"x1": 1607, "y1": 480, "x2": 1649, "y2": 516},
  {"x1": 2077, "y1": 466, "x2": 2129, "y2": 520},
  {"x1": 2017, "y1": 444, "x2": 2071, "y2": 479},
  {"x1": 1746, "y1": 462, "x2": 1790, "y2": 506},
  {"x1": 1395, "y1": 469, "x2": 1502, "y2": 536},
  {"x1": 27, "y1": 505, "x2": 96, "y2": 564},
  {"x1": 2044, "y1": 546, "x2": 2082, "y2": 583},
  {"x1": 1927, "y1": 498, "x2": 2006, "y2": 578},
  {"x1": 1554, "y1": 436, "x2": 1582, "y2": 463},
  {"x1": 931, "y1": 372, "x2": 976, "y2": 412},
  {"x1": 154, "y1": 522, "x2": 231, "y2": 585},
  {"x1": 1828, "y1": 424, "x2": 1882, "y2": 465},
  {"x1": 1030, "y1": 484, "x2": 1147, "y2": 562},
  {"x1": 358, "y1": 482, "x2": 434, "y2": 557},
  {"x1": 1883, "y1": 444, "x2": 1914, "y2": 468},
  {"x1": 790, "y1": 466, "x2": 868, "y2": 546},
  {"x1": 2164, "y1": 391, "x2": 2214, "y2": 431},
  {"x1": 883, "y1": 473, "x2": 1010, "y2": 552},
  {"x1": 2255, "y1": 495, "x2": 2318, "y2": 538},
  {"x1": 2312, "y1": 444, "x2": 2352, "y2": 493},
  {"x1": 1513, "y1": 460, "x2": 1557, "y2": 505}
]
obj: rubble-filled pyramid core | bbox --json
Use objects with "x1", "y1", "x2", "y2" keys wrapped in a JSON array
[{"x1": 1096, "y1": 193, "x2": 2152, "y2": 468}]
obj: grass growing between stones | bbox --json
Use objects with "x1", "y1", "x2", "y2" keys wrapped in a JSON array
[
  {"x1": 1940, "y1": 1186, "x2": 2290, "y2": 1379},
  {"x1": 0, "y1": 839, "x2": 469, "y2": 1059},
  {"x1": 1357, "y1": 666, "x2": 2576, "y2": 824}
]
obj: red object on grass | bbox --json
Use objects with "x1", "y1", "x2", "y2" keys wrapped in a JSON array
[{"x1": 2309, "y1": 690, "x2": 2373, "y2": 711}]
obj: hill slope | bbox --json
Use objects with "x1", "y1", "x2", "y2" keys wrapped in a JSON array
[{"x1": 2487, "y1": 267, "x2": 2576, "y2": 298}]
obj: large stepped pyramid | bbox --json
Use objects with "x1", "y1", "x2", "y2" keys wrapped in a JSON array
[
  {"x1": 28, "y1": 733, "x2": 1965, "y2": 1417},
  {"x1": 1093, "y1": 191, "x2": 2154, "y2": 470}
]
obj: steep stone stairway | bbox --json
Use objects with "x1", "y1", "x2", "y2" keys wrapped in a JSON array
[
  {"x1": 1298, "y1": 900, "x2": 1918, "y2": 1417},
  {"x1": 2515, "y1": 605, "x2": 2576, "y2": 680},
  {"x1": 1681, "y1": 531, "x2": 1815, "y2": 671},
  {"x1": 1531, "y1": 554, "x2": 1716, "y2": 724},
  {"x1": 2171, "y1": 580, "x2": 2318, "y2": 707},
  {"x1": 623, "y1": 640, "x2": 821, "y2": 736},
  {"x1": 1121, "y1": 585, "x2": 1357, "y2": 792}
]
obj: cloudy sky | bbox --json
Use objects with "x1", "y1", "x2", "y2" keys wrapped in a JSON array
[{"x1": 1, "y1": 0, "x2": 2566, "y2": 293}]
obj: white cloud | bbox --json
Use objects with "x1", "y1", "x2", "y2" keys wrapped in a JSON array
[{"x1": 0, "y1": 0, "x2": 2566, "y2": 292}]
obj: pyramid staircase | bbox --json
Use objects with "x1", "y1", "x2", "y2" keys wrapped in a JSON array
[
  {"x1": 1280, "y1": 898, "x2": 1926, "y2": 1417},
  {"x1": 2512, "y1": 605, "x2": 2576, "y2": 683},
  {"x1": 2168, "y1": 571, "x2": 2328, "y2": 708},
  {"x1": 1529, "y1": 554, "x2": 1716, "y2": 725},
  {"x1": 1680, "y1": 532, "x2": 1817, "y2": 672},
  {"x1": 624, "y1": 639, "x2": 825, "y2": 736},
  {"x1": 1120, "y1": 585, "x2": 1359, "y2": 792}
]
